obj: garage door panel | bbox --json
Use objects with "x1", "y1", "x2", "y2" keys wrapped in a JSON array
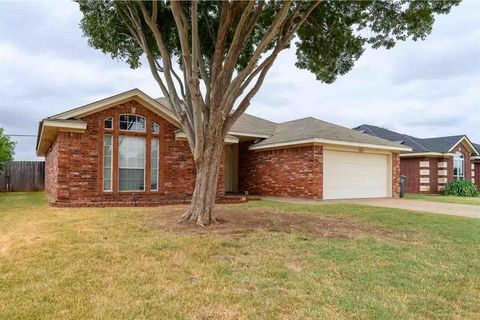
[{"x1": 323, "y1": 150, "x2": 390, "y2": 200}]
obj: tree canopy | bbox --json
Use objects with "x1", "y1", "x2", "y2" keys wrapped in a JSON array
[
  {"x1": 76, "y1": 0, "x2": 459, "y2": 225},
  {"x1": 0, "y1": 128, "x2": 15, "y2": 171},
  {"x1": 78, "y1": 0, "x2": 458, "y2": 84}
]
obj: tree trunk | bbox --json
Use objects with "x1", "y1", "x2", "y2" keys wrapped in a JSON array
[{"x1": 180, "y1": 138, "x2": 224, "y2": 226}]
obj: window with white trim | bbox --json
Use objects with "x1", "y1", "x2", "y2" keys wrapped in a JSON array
[
  {"x1": 453, "y1": 152, "x2": 464, "y2": 180},
  {"x1": 103, "y1": 135, "x2": 113, "y2": 191},
  {"x1": 150, "y1": 138, "x2": 159, "y2": 191},
  {"x1": 119, "y1": 114, "x2": 146, "y2": 132},
  {"x1": 119, "y1": 136, "x2": 145, "y2": 191},
  {"x1": 104, "y1": 117, "x2": 113, "y2": 129},
  {"x1": 152, "y1": 121, "x2": 159, "y2": 134}
]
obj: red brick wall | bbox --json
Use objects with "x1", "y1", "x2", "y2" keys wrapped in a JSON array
[
  {"x1": 238, "y1": 143, "x2": 323, "y2": 199},
  {"x1": 399, "y1": 140, "x2": 476, "y2": 194},
  {"x1": 45, "y1": 100, "x2": 224, "y2": 206}
]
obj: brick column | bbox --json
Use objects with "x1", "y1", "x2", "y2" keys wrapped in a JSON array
[
  {"x1": 392, "y1": 153, "x2": 400, "y2": 198},
  {"x1": 437, "y1": 159, "x2": 448, "y2": 192},
  {"x1": 419, "y1": 160, "x2": 430, "y2": 193}
]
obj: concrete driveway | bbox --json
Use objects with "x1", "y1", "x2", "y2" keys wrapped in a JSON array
[{"x1": 264, "y1": 197, "x2": 480, "y2": 219}]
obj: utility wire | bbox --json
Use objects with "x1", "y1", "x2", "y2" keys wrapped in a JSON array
[{"x1": 5, "y1": 134, "x2": 38, "y2": 137}]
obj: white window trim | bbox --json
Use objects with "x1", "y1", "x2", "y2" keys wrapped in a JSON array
[
  {"x1": 150, "y1": 138, "x2": 159, "y2": 191},
  {"x1": 104, "y1": 116, "x2": 113, "y2": 130},
  {"x1": 119, "y1": 114, "x2": 147, "y2": 133},
  {"x1": 118, "y1": 135, "x2": 146, "y2": 192},
  {"x1": 152, "y1": 121, "x2": 160, "y2": 134},
  {"x1": 103, "y1": 134, "x2": 113, "y2": 192},
  {"x1": 453, "y1": 152, "x2": 465, "y2": 180}
]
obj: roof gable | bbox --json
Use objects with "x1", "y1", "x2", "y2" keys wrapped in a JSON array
[
  {"x1": 356, "y1": 124, "x2": 479, "y2": 155},
  {"x1": 51, "y1": 88, "x2": 179, "y2": 126}
]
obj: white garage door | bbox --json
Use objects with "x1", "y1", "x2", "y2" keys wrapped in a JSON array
[{"x1": 323, "y1": 150, "x2": 390, "y2": 200}]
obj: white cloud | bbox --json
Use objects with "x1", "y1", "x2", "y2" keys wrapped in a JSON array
[{"x1": 0, "y1": 0, "x2": 479, "y2": 160}]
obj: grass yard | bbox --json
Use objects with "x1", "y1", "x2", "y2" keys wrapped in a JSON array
[
  {"x1": 1, "y1": 192, "x2": 480, "y2": 319},
  {"x1": 405, "y1": 193, "x2": 480, "y2": 206}
]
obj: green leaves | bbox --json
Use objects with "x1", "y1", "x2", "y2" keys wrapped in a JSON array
[
  {"x1": 295, "y1": 0, "x2": 460, "y2": 83},
  {"x1": 442, "y1": 179, "x2": 479, "y2": 197},
  {"x1": 75, "y1": 0, "x2": 459, "y2": 83},
  {"x1": 0, "y1": 128, "x2": 15, "y2": 171}
]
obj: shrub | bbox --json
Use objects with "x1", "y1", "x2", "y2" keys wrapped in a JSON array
[{"x1": 442, "y1": 179, "x2": 479, "y2": 197}]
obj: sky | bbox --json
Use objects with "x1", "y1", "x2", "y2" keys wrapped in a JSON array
[{"x1": 0, "y1": 0, "x2": 479, "y2": 161}]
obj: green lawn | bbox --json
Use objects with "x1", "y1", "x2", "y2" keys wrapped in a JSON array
[
  {"x1": 405, "y1": 193, "x2": 480, "y2": 206},
  {"x1": 1, "y1": 192, "x2": 479, "y2": 319}
]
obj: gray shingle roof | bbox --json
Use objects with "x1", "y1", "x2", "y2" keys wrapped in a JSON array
[
  {"x1": 355, "y1": 124, "x2": 479, "y2": 154},
  {"x1": 155, "y1": 98, "x2": 408, "y2": 150},
  {"x1": 254, "y1": 117, "x2": 407, "y2": 149},
  {"x1": 155, "y1": 97, "x2": 277, "y2": 137}
]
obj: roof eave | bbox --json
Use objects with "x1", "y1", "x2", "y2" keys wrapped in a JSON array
[
  {"x1": 249, "y1": 137, "x2": 411, "y2": 152},
  {"x1": 50, "y1": 88, "x2": 180, "y2": 127},
  {"x1": 36, "y1": 119, "x2": 88, "y2": 156},
  {"x1": 448, "y1": 136, "x2": 479, "y2": 156},
  {"x1": 400, "y1": 152, "x2": 455, "y2": 158},
  {"x1": 174, "y1": 131, "x2": 239, "y2": 144}
]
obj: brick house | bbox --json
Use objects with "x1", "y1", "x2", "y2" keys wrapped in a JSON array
[
  {"x1": 36, "y1": 89, "x2": 410, "y2": 207},
  {"x1": 355, "y1": 125, "x2": 480, "y2": 193}
]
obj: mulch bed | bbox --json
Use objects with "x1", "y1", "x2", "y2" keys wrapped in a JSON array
[{"x1": 149, "y1": 205, "x2": 410, "y2": 241}]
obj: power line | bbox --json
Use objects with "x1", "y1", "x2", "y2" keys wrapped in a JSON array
[{"x1": 6, "y1": 134, "x2": 37, "y2": 137}]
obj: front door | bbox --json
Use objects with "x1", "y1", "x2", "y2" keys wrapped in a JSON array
[{"x1": 224, "y1": 144, "x2": 238, "y2": 193}]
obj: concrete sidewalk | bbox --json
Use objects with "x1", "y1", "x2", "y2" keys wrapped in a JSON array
[{"x1": 263, "y1": 197, "x2": 480, "y2": 219}]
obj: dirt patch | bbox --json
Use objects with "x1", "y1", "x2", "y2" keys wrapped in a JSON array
[{"x1": 149, "y1": 205, "x2": 409, "y2": 241}]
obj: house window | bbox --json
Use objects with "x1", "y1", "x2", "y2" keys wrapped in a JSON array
[
  {"x1": 119, "y1": 136, "x2": 145, "y2": 191},
  {"x1": 453, "y1": 152, "x2": 464, "y2": 180},
  {"x1": 150, "y1": 138, "x2": 159, "y2": 191},
  {"x1": 152, "y1": 121, "x2": 160, "y2": 134},
  {"x1": 103, "y1": 135, "x2": 113, "y2": 192},
  {"x1": 119, "y1": 114, "x2": 146, "y2": 132},
  {"x1": 104, "y1": 117, "x2": 113, "y2": 129}
]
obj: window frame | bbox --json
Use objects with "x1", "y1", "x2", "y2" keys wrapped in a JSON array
[
  {"x1": 119, "y1": 114, "x2": 146, "y2": 133},
  {"x1": 152, "y1": 121, "x2": 160, "y2": 134},
  {"x1": 150, "y1": 138, "x2": 159, "y2": 191},
  {"x1": 103, "y1": 134, "x2": 113, "y2": 192},
  {"x1": 453, "y1": 151, "x2": 465, "y2": 180},
  {"x1": 118, "y1": 135, "x2": 146, "y2": 192},
  {"x1": 104, "y1": 117, "x2": 113, "y2": 130}
]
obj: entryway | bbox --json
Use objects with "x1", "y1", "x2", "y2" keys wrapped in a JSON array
[{"x1": 224, "y1": 144, "x2": 239, "y2": 193}]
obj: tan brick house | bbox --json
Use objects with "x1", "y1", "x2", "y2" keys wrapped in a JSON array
[
  {"x1": 36, "y1": 89, "x2": 410, "y2": 206},
  {"x1": 355, "y1": 124, "x2": 480, "y2": 193}
]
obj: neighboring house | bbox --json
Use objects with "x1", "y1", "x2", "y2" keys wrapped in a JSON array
[
  {"x1": 355, "y1": 124, "x2": 480, "y2": 193},
  {"x1": 36, "y1": 89, "x2": 410, "y2": 207}
]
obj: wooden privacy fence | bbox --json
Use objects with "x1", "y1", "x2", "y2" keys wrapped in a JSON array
[{"x1": 0, "y1": 161, "x2": 45, "y2": 192}]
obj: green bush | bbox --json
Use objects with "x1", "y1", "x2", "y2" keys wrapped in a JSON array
[{"x1": 442, "y1": 179, "x2": 479, "y2": 197}]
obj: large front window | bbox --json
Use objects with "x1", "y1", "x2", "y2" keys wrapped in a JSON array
[
  {"x1": 453, "y1": 152, "x2": 464, "y2": 180},
  {"x1": 119, "y1": 136, "x2": 146, "y2": 191}
]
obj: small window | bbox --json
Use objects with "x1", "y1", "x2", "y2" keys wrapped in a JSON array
[
  {"x1": 152, "y1": 121, "x2": 159, "y2": 134},
  {"x1": 150, "y1": 138, "x2": 159, "y2": 191},
  {"x1": 453, "y1": 152, "x2": 465, "y2": 180},
  {"x1": 104, "y1": 117, "x2": 113, "y2": 129},
  {"x1": 119, "y1": 114, "x2": 146, "y2": 132}
]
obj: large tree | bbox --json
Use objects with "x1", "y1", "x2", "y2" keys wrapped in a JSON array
[
  {"x1": 77, "y1": 0, "x2": 458, "y2": 225},
  {"x1": 0, "y1": 128, "x2": 15, "y2": 172}
]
